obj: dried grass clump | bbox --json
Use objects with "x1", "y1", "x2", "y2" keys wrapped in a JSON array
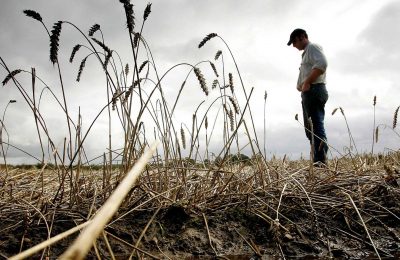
[{"x1": 4, "y1": 153, "x2": 400, "y2": 259}]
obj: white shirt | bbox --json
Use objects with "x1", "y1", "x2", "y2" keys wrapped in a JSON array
[{"x1": 297, "y1": 42, "x2": 328, "y2": 90}]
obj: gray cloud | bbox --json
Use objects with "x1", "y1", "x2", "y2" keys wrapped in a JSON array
[
  {"x1": 359, "y1": 1, "x2": 400, "y2": 53},
  {"x1": 333, "y1": 1, "x2": 400, "y2": 74}
]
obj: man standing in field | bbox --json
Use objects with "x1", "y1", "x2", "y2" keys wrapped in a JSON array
[{"x1": 287, "y1": 28, "x2": 329, "y2": 166}]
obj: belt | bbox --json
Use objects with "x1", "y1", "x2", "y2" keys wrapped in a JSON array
[{"x1": 310, "y1": 83, "x2": 325, "y2": 86}]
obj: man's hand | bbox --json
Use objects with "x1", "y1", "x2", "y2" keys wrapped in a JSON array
[
  {"x1": 301, "y1": 68, "x2": 324, "y2": 92},
  {"x1": 301, "y1": 81, "x2": 311, "y2": 92}
]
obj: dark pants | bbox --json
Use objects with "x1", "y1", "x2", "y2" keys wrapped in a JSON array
[{"x1": 301, "y1": 83, "x2": 328, "y2": 163}]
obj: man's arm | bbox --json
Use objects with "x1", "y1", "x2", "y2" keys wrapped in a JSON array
[
  {"x1": 301, "y1": 44, "x2": 327, "y2": 92},
  {"x1": 301, "y1": 68, "x2": 324, "y2": 92}
]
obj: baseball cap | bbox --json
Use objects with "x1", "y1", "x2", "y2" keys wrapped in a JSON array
[{"x1": 287, "y1": 28, "x2": 306, "y2": 46}]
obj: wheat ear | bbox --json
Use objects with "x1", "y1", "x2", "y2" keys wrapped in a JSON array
[
  {"x1": 2, "y1": 69, "x2": 22, "y2": 86},
  {"x1": 210, "y1": 62, "x2": 219, "y2": 77},
  {"x1": 198, "y1": 33, "x2": 218, "y2": 48},
  {"x1": 69, "y1": 44, "x2": 81, "y2": 63},
  {"x1": 215, "y1": 50, "x2": 222, "y2": 60},
  {"x1": 143, "y1": 3, "x2": 152, "y2": 21},
  {"x1": 193, "y1": 67, "x2": 209, "y2": 96},
  {"x1": 76, "y1": 57, "x2": 87, "y2": 82},
  {"x1": 50, "y1": 21, "x2": 63, "y2": 64},
  {"x1": 120, "y1": 0, "x2": 135, "y2": 33},
  {"x1": 229, "y1": 96, "x2": 239, "y2": 114},
  {"x1": 180, "y1": 126, "x2": 186, "y2": 150},
  {"x1": 88, "y1": 24, "x2": 100, "y2": 36},
  {"x1": 23, "y1": 10, "x2": 43, "y2": 22},
  {"x1": 393, "y1": 106, "x2": 399, "y2": 129},
  {"x1": 229, "y1": 73, "x2": 234, "y2": 93}
]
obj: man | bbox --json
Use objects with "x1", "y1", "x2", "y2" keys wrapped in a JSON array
[{"x1": 287, "y1": 28, "x2": 329, "y2": 165}]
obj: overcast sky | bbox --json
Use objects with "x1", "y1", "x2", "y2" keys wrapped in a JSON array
[{"x1": 1, "y1": 0, "x2": 399, "y2": 164}]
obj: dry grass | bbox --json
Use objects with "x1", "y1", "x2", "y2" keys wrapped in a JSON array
[{"x1": 1, "y1": 153, "x2": 400, "y2": 258}]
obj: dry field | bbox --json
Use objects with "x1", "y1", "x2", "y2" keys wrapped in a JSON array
[
  {"x1": 1, "y1": 154, "x2": 400, "y2": 259},
  {"x1": 1, "y1": 1, "x2": 400, "y2": 259}
]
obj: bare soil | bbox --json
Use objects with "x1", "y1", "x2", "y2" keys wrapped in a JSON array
[{"x1": 1, "y1": 192, "x2": 399, "y2": 259}]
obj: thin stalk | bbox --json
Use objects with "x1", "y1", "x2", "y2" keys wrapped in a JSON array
[
  {"x1": 345, "y1": 192, "x2": 381, "y2": 260},
  {"x1": 372, "y1": 96, "x2": 376, "y2": 154},
  {"x1": 31, "y1": 68, "x2": 45, "y2": 164},
  {"x1": 217, "y1": 35, "x2": 263, "y2": 156}
]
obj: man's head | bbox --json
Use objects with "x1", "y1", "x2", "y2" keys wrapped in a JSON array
[{"x1": 287, "y1": 28, "x2": 308, "y2": 50}]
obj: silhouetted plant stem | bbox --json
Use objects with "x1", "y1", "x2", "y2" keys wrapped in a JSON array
[
  {"x1": 263, "y1": 91, "x2": 268, "y2": 160},
  {"x1": 0, "y1": 58, "x2": 65, "y2": 166},
  {"x1": 137, "y1": 36, "x2": 180, "y2": 166},
  {"x1": 31, "y1": 68, "x2": 45, "y2": 164},
  {"x1": 372, "y1": 96, "x2": 376, "y2": 154},
  {"x1": 215, "y1": 35, "x2": 263, "y2": 157},
  {"x1": 0, "y1": 100, "x2": 15, "y2": 179},
  {"x1": 212, "y1": 88, "x2": 254, "y2": 178}
]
